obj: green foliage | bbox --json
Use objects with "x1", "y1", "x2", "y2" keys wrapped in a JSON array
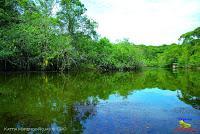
[
  {"x1": 1, "y1": 12, "x2": 72, "y2": 70},
  {"x1": 0, "y1": 0, "x2": 97, "y2": 71},
  {"x1": 0, "y1": 0, "x2": 19, "y2": 27},
  {"x1": 57, "y1": 0, "x2": 97, "y2": 39},
  {"x1": 157, "y1": 27, "x2": 200, "y2": 68},
  {"x1": 0, "y1": 0, "x2": 199, "y2": 71},
  {"x1": 0, "y1": 69, "x2": 199, "y2": 131},
  {"x1": 179, "y1": 27, "x2": 200, "y2": 45}
]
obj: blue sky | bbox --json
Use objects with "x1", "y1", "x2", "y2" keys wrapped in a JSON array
[{"x1": 81, "y1": 0, "x2": 200, "y2": 45}]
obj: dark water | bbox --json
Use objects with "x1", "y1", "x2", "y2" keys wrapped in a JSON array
[{"x1": 0, "y1": 69, "x2": 200, "y2": 134}]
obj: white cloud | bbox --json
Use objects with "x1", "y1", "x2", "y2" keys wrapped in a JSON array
[{"x1": 81, "y1": 0, "x2": 200, "y2": 45}]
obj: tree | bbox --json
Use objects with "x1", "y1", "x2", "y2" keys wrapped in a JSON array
[
  {"x1": 0, "y1": 0, "x2": 74, "y2": 71},
  {"x1": 179, "y1": 27, "x2": 200, "y2": 45},
  {"x1": 179, "y1": 27, "x2": 200, "y2": 68},
  {"x1": 57, "y1": 0, "x2": 97, "y2": 40}
]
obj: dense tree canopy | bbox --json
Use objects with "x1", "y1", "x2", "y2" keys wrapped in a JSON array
[{"x1": 0, "y1": 0, "x2": 199, "y2": 71}]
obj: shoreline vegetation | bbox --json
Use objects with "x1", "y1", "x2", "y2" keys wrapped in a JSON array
[{"x1": 1, "y1": 0, "x2": 200, "y2": 72}]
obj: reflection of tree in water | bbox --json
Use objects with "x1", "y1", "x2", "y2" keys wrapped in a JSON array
[
  {"x1": 0, "y1": 98, "x2": 98, "y2": 133},
  {"x1": 177, "y1": 90, "x2": 200, "y2": 110},
  {"x1": 61, "y1": 97, "x2": 98, "y2": 133},
  {"x1": 59, "y1": 98, "x2": 98, "y2": 133},
  {"x1": 74, "y1": 98, "x2": 98, "y2": 121},
  {"x1": 176, "y1": 70, "x2": 200, "y2": 110},
  {"x1": 0, "y1": 69, "x2": 200, "y2": 132}
]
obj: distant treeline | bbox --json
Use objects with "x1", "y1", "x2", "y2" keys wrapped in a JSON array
[{"x1": 0, "y1": 0, "x2": 200, "y2": 71}]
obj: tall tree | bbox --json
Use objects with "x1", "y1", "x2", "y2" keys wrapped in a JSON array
[{"x1": 57, "y1": 0, "x2": 97, "y2": 39}]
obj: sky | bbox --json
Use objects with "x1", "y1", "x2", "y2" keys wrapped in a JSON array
[{"x1": 81, "y1": 0, "x2": 200, "y2": 45}]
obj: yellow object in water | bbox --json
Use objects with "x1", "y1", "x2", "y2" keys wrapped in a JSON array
[{"x1": 179, "y1": 120, "x2": 191, "y2": 128}]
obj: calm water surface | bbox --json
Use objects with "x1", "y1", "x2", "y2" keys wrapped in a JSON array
[{"x1": 0, "y1": 69, "x2": 200, "y2": 134}]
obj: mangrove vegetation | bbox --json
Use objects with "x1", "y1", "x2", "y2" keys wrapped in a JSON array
[{"x1": 0, "y1": 0, "x2": 200, "y2": 71}]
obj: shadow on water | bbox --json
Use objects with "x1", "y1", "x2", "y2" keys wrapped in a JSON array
[{"x1": 0, "y1": 69, "x2": 199, "y2": 133}]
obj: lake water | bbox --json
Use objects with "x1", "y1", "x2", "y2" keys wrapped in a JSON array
[{"x1": 0, "y1": 69, "x2": 200, "y2": 134}]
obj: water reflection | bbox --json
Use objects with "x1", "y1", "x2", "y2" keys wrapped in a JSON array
[{"x1": 0, "y1": 69, "x2": 200, "y2": 133}]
